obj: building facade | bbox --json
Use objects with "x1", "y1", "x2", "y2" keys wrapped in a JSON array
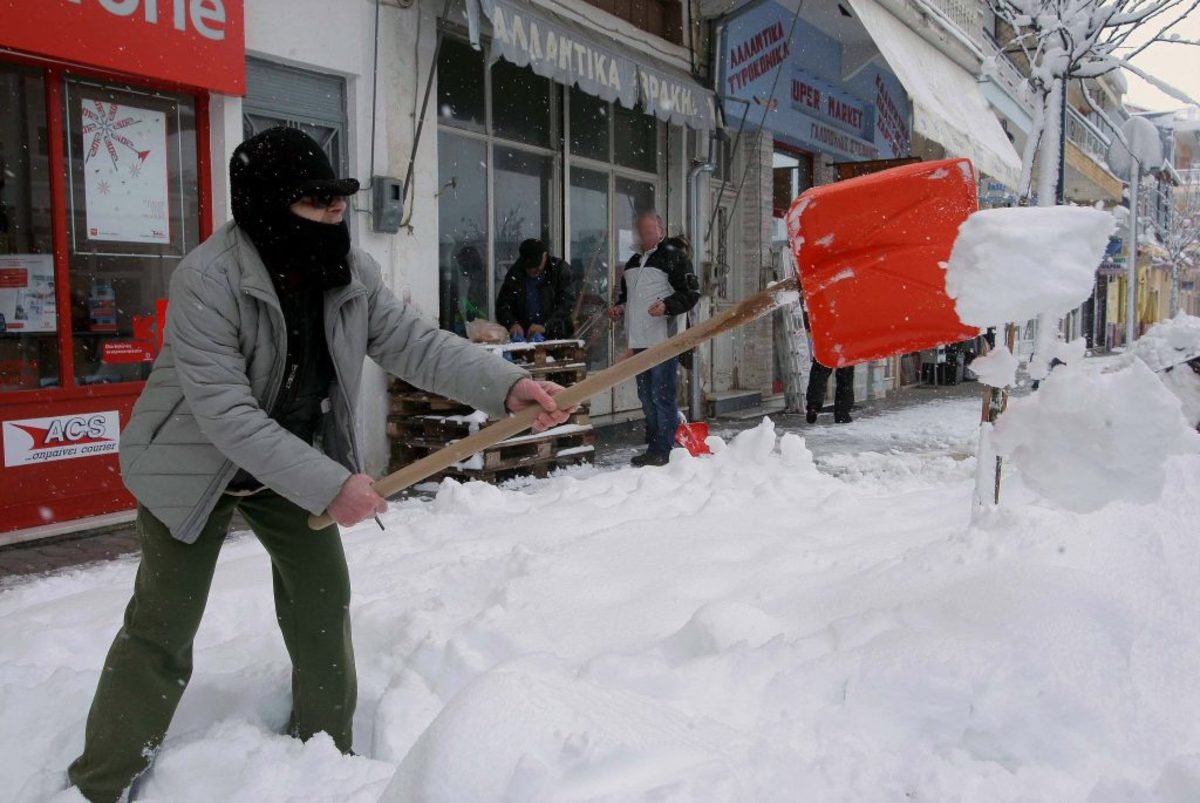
[{"x1": 0, "y1": 0, "x2": 713, "y2": 542}]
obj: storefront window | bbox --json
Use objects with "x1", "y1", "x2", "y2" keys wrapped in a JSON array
[
  {"x1": 0, "y1": 66, "x2": 57, "y2": 391},
  {"x1": 569, "y1": 87, "x2": 609, "y2": 162},
  {"x1": 438, "y1": 132, "x2": 489, "y2": 334},
  {"x1": 772, "y1": 149, "x2": 813, "y2": 242},
  {"x1": 62, "y1": 78, "x2": 198, "y2": 384},
  {"x1": 437, "y1": 38, "x2": 486, "y2": 131},
  {"x1": 492, "y1": 60, "x2": 554, "y2": 149},
  {"x1": 570, "y1": 168, "x2": 610, "y2": 371},
  {"x1": 493, "y1": 146, "x2": 553, "y2": 287},
  {"x1": 614, "y1": 103, "x2": 658, "y2": 173}
]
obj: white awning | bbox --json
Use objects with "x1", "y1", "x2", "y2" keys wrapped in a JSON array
[{"x1": 848, "y1": 0, "x2": 1023, "y2": 188}]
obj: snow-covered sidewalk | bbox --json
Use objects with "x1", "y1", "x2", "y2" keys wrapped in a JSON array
[{"x1": 4, "y1": 396, "x2": 1200, "y2": 802}]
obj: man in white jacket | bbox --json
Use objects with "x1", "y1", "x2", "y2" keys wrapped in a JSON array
[{"x1": 608, "y1": 211, "x2": 700, "y2": 466}]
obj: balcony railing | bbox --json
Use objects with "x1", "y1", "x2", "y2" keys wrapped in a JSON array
[
  {"x1": 1066, "y1": 106, "x2": 1112, "y2": 164},
  {"x1": 920, "y1": 0, "x2": 985, "y2": 48}
]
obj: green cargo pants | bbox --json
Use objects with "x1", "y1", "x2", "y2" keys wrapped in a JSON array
[{"x1": 67, "y1": 490, "x2": 355, "y2": 803}]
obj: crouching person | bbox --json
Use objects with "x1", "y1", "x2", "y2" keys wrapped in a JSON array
[{"x1": 65, "y1": 127, "x2": 568, "y2": 802}]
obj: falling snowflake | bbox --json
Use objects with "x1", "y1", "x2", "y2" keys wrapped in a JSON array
[{"x1": 81, "y1": 100, "x2": 152, "y2": 169}]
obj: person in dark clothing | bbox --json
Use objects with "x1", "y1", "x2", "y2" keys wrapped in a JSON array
[
  {"x1": 496, "y1": 238, "x2": 576, "y2": 342},
  {"x1": 806, "y1": 358, "x2": 855, "y2": 424},
  {"x1": 65, "y1": 128, "x2": 569, "y2": 803},
  {"x1": 608, "y1": 213, "x2": 700, "y2": 466}
]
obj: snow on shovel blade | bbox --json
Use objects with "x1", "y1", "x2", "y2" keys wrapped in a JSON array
[{"x1": 786, "y1": 158, "x2": 981, "y2": 368}]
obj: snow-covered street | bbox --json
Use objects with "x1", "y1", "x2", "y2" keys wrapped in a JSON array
[{"x1": 5, "y1": 394, "x2": 1200, "y2": 802}]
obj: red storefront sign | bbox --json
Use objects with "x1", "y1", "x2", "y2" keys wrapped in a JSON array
[{"x1": 0, "y1": 0, "x2": 245, "y2": 95}]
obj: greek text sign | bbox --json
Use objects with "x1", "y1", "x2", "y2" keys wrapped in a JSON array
[
  {"x1": 3, "y1": 411, "x2": 121, "y2": 467},
  {"x1": 480, "y1": 0, "x2": 715, "y2": 130},
  {"x1": 720, "y1": 1, "x2": 910, "y2": 160}
]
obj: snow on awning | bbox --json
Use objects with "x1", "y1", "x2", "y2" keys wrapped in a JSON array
[
  {"x1": 473, "y1": 0, "x2": 717, "y2": 131},
  {"x1": 847, "y1": 0, "x2": 1022, "y2": 189}
]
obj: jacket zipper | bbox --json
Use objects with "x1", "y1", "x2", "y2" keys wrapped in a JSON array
[
  {"x1": 325, "y1": 286, "x2": 367, "y2": 474},
  {"x1": 181, "y1": 293, "x2": 289, "y2": 538}
]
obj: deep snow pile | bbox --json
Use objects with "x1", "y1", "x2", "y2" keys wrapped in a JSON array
[
  {"x1": 1134, "y1": 314, "x2": 1200, "y2": 428},
  {"x1": 944, "y1": 206, "x2": 1114, "y2": 327},
  {"x1": 991, "y1": 357, "x2": 1200, "y2": 513},
  {"x1": 3, "y1": 400, "x2": 1200, "y2": 802}
]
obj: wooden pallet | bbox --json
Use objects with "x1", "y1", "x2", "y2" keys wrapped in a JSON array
[
  {"x1": 436, "y1": 450, "x2": 595, "y2": 484},
  {"x1": 387, "y1": 408, "x2": 590, "y2": 442},
  {"x1": 484, "y1": 339, "x2": 588, "y2": 369},
  {"x1": 387, "y1": 391, "x2": 473, "y2": 417},
  {"x1": 389, "y1": 424, "x2": 595, "y2": 476}
]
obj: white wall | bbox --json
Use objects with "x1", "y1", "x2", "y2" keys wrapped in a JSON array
[{"x1": 207, "y1": 0, "x2": 440, "y2": 476}]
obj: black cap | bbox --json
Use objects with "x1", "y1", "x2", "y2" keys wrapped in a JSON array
[
  {"x1": 230, "y1": 127, "x2": 359, "y2": 221},
  {"x1": 515, "y1": 238, "x2": 548, "y2": 271}
]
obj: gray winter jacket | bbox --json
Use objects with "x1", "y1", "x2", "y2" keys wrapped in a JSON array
[{"x1": 120, "y1": 221, "x2": 527, "y2": 543}]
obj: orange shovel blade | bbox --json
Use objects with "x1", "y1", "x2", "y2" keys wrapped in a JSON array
[{"x1": 786, "y1": 158, "x2": 981, "y2": 368}]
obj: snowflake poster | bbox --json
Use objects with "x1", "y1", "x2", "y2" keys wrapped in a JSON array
[{"x1": 81, "y1": 99, "x2": 170, "y2": 244}]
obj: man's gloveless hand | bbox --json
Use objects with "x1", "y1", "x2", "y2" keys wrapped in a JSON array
[
  {"x1": 506, "y1": 378, "x2": 573, "y2": 432},
  {"x1": 327, "y1": 473, "x2": 388, "y2": 527}
]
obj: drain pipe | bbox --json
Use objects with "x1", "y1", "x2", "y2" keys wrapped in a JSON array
[{"x1": 687, "y1": 157, "x2": 716, "y2": 421}]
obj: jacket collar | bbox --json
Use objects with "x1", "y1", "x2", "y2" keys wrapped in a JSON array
[{"x1": 635, "y1": 241, "x2": 661, "y2": 262}]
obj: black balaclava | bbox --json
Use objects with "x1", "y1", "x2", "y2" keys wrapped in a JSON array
[{"x1": 230, "y1": 127, "x2": 360, "y2": 290}]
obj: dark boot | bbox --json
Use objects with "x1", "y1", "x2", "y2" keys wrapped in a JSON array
[
  {"x1": 640, "y1": 451, "x2": 670, "y2": 467},
  {"x1": 805, "y1": 406, "x2": 820, "y2": 424}
]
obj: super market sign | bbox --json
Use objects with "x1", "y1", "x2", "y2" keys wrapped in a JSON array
[{"x1": 720, "y1": 2, "x2": 910, "y2": 161}]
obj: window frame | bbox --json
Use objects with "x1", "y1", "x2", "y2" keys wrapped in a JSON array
[
  {"x1": 435, "y1": 31, "x2": 667, "y2": 326},
  {"x1": 0, "y1": 55, "x2": 212, "y2": 405}
]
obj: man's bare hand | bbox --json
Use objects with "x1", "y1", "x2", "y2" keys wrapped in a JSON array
[
  {"x1": 648, "y1": 300, "x2": 667, "y2": 317},
  {"x1": 527, "y1": 324, "x2": 546, "y2": 336},
  {"x1": 506, "y1": 378, "x2": 573, "y2": 432},
  {"x1": 327, "y1": 473, "x2": 388, "y2": 527},
  {"x1": 607, "y1": 305, "x2": 624, "y2": 321}
]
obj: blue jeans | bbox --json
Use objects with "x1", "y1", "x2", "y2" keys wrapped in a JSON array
[{"x1": 634, "y1": 351, "x2": 679, "y2": 456}]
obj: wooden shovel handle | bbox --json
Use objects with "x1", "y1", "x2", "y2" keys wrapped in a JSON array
[{"x1": 308, "y1": 276, "x2": 799, "y2": 529}]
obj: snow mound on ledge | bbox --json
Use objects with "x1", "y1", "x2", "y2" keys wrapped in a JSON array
[
  {"x1": 944, "y1": 206, "x2": 1114, "y2": 326},
  {"x1": 971, "y1": 343, "x2": 1020, "y2": 387},
  {"x1": 992, "y1": 357, "x2": 1200, "y2": 512}
]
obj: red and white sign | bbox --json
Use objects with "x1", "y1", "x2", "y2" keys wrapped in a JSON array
[
  {"x1": 0, "y1": 1, "x2": 245, "y2": 95},
  {"x1": 3, "y1": 410, "x2": 121, "y2": 467},
  {"x1": 101, "y1": 340, "x2": 157, "y2": 364},
  {"x1": 81, "y1": 99, "x2": 171, "y2": 244}
]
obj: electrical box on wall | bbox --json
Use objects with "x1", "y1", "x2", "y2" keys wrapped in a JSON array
[{"x1": 372, "y1": 177, "x2": 404, "y2": 233}]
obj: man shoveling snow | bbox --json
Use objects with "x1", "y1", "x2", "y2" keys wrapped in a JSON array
[{"x1": 63, "y1": 128, "x2": 570, "y2": 803}]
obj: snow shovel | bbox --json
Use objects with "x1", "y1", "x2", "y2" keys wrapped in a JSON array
[
  {"x1": 786, "y1": 157, "x2": 981, "y2": 368},
  {"x1": 307, "y1": 159, "x2": 979, "y2": 529},
  {"x1": 674, "y1": 412, "x2": 712, "y2": 457}
]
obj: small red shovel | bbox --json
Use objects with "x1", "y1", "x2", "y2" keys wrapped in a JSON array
[{"x1": 675, "y1": 413, "x2": 712, "y2": 457}]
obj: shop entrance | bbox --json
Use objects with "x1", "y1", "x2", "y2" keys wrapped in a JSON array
[{"x1": 436, "y1": 39, "x2": 665, "y2": 420}]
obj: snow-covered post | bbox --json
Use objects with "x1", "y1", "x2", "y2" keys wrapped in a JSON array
[
  {"x1": 1107, "y1": 116, "x2": 1164, "y2": 345},
  {"x1": 1128, "y1": 165, "x2": 1142, "y2": 343}
]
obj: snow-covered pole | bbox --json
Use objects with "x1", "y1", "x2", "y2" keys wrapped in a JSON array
[{"x1": 1127, "y1": 164, "x2": 1140, "y2": 345}]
